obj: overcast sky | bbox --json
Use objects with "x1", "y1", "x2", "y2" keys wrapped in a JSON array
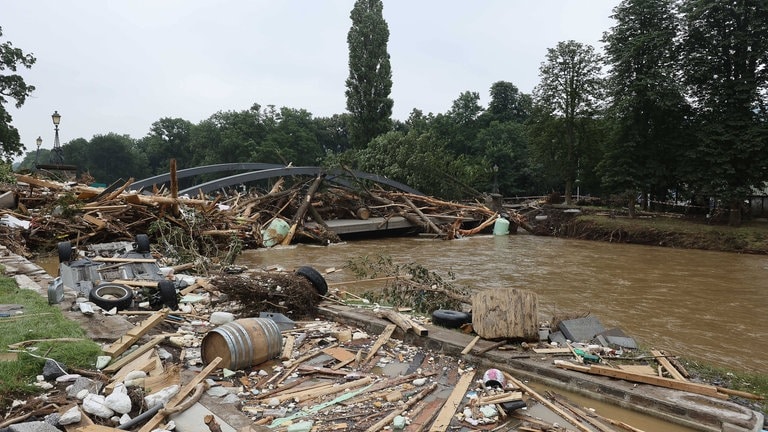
[{"x1": 3, "y1": 1, "x2": 618, "y2": 156}]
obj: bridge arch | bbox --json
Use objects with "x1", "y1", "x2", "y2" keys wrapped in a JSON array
[{"x1": 132, "y1": 163, "x2": 423, "y2": 196}]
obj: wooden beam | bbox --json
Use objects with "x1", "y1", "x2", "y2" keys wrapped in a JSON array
[
  {"x1": 555, "y1": 362, "x2": 729, "y2": 400},
  {"x1": 650, "y1": 349, "x2": 687, "y2": 381},
  {"x1": 364, "y1": 324, "x2": 396, "y2": 365},
  {"x1": 461, "y1": 335, "x2": 481, "y2": 355},
  {"x1": 137, "y1": 357, "x2": 222, "y2": 432},
  {"x1": 427, "y1": 371, "x2": 475, "y2": 431},
  {"x1": 103, "y1": 335, "x2": 166, "y2": 373},
  {"x1": 102, "y1": 311, "x2": 168, "y2": 358}
]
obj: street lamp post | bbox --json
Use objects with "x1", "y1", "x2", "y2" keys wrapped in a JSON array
[
  {"x1": 492, "y1": 164, "x2": 499, "y2": 194},
  {"x1": 34, "y1": 136, "x2": 42, "y2": 171},
  {"x1": 49, "y1": 110, "x2": 64, "y2": 165}
]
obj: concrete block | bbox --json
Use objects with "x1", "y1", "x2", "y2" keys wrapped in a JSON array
[
  {"x1": 558, "y1": 316, "x2": 605, "y2": 342},
  {"x1": 9, "y1": 421, "x2": 61, "y2": 432}
]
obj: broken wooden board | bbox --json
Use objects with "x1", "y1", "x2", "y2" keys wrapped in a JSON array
[
  {"x1": 471, "y1": 288, "x2": 538, "y2": 340},
  {"x1": 102, "y1": 310, "x2": 168, "y2": 358},
  {"x1": 427, "y1": 371, "x2": 475, "y2": 431},
  {"x1": 651, "y1": 349, "x2": 687, "y2": 381},
  {"x1": 323, "y1": 346, "x2": 356, "y2": 363},
  {"x1": 138, "y1": 356, "x2": 223, "y2": 432},
  {"x1": 363, "y1": 324, "x2": 396, "y2": 365},
  {"x1": 103, "y1": 335, "x2": 166, "y2": 373}
]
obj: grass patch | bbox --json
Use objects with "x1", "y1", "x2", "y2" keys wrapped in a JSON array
[
  {"x1": 0, "y1": 275, "x2": 101, "y2": 408},
  {"x1": 567, "y1": 214, "x2": 768, "y2": 253},
  {"x1": 682, "y1": 358, "x2": 768, "y2": 415}
]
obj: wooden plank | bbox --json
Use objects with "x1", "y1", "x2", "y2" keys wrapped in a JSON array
[
  {"x1": 532, "y1": 347, "x2": 571, "y2": 354},
  {"x1": 281, "y1": 334, "x2": 295, "y2": 360},
  {"x1": 427, "y1": 371, "x2": 475, "y2": 431},
  {"x1": 363, "y1": 324, "x2": 396, "y2": 364},
  {"x1": 102, "y1": 311, "x2": 168, "y2": 358},
  {"x1": 618, "y1": 365, "x2": 657, "y2": 376},
  {"x1": 323, "y1": 346, "x2": 355, "y2": 363},
  {"x1": 103, "y1": 350, "x2": 156, "y2": 393},
  {"x1": 82, "y1": 214, "x2": 106, "y2": 230},
  {"x1": 651, "y1": 349, "x2": 687, "y2": 381},
  {"x1": 558, "y1": 363, "x2": 729, "y2": 400},
  {"x1": 138, "y1": 357, "x2": 222, "y2": 432},
  {"x1": 461, "y1": 335, "x2": 481, "y2": 355},
  {"x1": 103, "y1": 335, "x2": 166, "y2": 373}
]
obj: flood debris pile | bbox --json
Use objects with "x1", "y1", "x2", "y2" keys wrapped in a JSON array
[
  {"x1": 210, "y1": 271, "x2": 323, "y2": 319},
  {"x1": 4, "y1": 172, "x2": 526, "y2": 261}
]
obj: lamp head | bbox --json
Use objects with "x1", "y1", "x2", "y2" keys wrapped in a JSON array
[
  {"x1": 493, "y1": 164, "x2": 499, "y2": 173},
  {"x1": 51, "y1": 111, "x2": 61, "y2": 126},
  {"x1": 36, "y1": 136, "x2": 42, "y2": 149}
]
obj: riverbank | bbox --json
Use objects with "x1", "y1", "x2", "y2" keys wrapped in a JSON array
[
  {"x1": 1, "y1": 245, "x2": 766, "y2": 431},
  {"x1": 545, "y1": 207, "x2": 768, "y2": 254}
]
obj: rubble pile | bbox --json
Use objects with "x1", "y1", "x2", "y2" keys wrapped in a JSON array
[{"x1": 3, "y1": 173, "x2": 525, "y2": 261}]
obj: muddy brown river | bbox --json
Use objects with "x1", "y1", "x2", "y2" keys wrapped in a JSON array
[{"x1": 237, "y1": 233, "x2": 768, "y2": 374}]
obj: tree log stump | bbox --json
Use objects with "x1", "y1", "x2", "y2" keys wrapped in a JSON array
[{"x1": 472, "y1": 288, "x2": 538, "y2": 340}]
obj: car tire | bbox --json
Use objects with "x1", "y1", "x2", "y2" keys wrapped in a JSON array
[
  {"x1": 158, "y1": 280, "x2": 178, "y2": 310},
  {"x1": 135, "y1": 234, "x2": 151, "y2": 253},
  {"x1": 58, "y1": 241, "x2": 73, "y2": 263},
  {"x1": 431, "y1": 309, "x2": 471, "y2": 328},
  {"x1": 295, "y1": 266, "x2": 328, "y2": 296},
  {"x1": 89, "y1": 283, "x2": 134, "y2": 311}
]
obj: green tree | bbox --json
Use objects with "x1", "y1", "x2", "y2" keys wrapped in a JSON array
[
  {"x1": 600, "y1": 0, "x2": 689, "y2": 215},
  {"x1": 679, "y1": 0, "x2": 768, "y2": 225},
  {"x1": 137, "y1": 118, "x2": 194, "y2": 174},
  {"x1": 64, "y1": 134, "x2": 148, "y2": 184},
  {"x1": 530, "y1": 40, "x2": 604, "y2": 204},
  {"x1": 256, "y1": 107, "x2": 323, "y2": 166},
  {"x1": 345, "y1": 0, "x2": 393, "y2": 149},
  {"x1": 189, "y1": 104, "x2": 270, "y2": 166},
  {"x1": 484, "y1": 81, "x2": 533, "y2": 124},
  {"x1": 0, "y1": 26, "x2": 36, "y2": 160}
]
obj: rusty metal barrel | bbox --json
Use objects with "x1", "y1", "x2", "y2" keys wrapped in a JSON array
[{"x1": 201, "y1": 318, "x2": 282, "y2": 370}]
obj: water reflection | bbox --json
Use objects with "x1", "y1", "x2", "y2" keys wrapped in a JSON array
[{"x1": 239, "y1": 234, "x2": 768, "y2": 373}]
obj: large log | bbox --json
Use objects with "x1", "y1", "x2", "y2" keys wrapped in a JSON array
[{"x1": 471, "y1": 288, "x2": 538, "y2": 340}]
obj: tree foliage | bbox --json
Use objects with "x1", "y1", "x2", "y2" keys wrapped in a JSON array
[
  {"x1": 680, "y1": 0, "x2": 768, "y2": 224},
  {"x1": 345, "y1": 0, "x2": 393, "y2": 149},
  {"x1": 0, "y1": 26, "x2": 36, "y2": 160},
  {"x1": 600, "y1": 0, "x2": 689, "y2": 212},
  {"x1": 530, "y1": 40, "x2": 604, "y2": 204}
]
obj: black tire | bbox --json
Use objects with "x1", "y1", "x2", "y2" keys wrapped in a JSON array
[
  {"x1": 57, "y1": 241, "x2": 73, "y2": 263},
  {"x1": 295, "y1": 266, "x2": 328, "y2": 296},
  {"x1": 431, "y1": 309, "x2": 471, "y2": 328},
  {"x1": 89, "y1": 283, "x2": 134, "y2": 311},
  {"x1": 158, "y1": 280, "x2": 178, "y2": 310},
  {"x1": 135, "y1": 234, "x2": 151, "y2": 253}
]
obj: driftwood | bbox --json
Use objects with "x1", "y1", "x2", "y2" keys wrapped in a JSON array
[{"x1": 10, "y1": 168, "x2": 532, "y2": 259}]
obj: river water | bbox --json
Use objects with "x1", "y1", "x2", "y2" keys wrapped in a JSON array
[{"x1": 238, "y1": 233, "x2": 768, "y2": 374}]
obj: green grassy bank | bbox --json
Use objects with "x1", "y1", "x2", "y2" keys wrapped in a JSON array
[
  {"x1": 562, "y1": 213, "x2": 768, "y2": 254},
  {"x1": 0, "y1": 272, "x2": 101, "y2": 410}
]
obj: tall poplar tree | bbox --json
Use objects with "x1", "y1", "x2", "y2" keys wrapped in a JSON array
[
  {"x1": 680, "y1": 0, "x2": 768, "y2": 225},
  {"x1": 600, "y1": 0, "x2": 688, "y2": 215},
  {"x1": 345, "y1": 0, "x2": 393, "y2": 149}
]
